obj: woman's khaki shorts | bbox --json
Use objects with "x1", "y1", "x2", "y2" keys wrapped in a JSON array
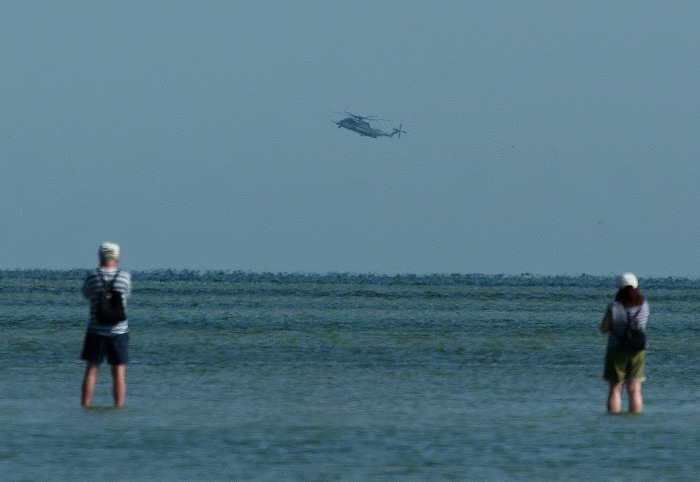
[{"x1": 604, "y1": 347, "x2": 646, "y2": 383}]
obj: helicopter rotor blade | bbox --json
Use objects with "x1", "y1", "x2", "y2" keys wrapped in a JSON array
[
  {"x1": 332, "y1": 110, "x2": 391, "y2": 122},
  {"x1": 344, "y1": 111, "x2": 378, "y2": 121}
]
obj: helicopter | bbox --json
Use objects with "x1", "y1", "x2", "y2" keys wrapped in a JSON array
[{"x1": 334, "y1": 112, "x2": 406, "y2": 139}]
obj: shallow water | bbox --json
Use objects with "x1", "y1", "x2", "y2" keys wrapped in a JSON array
[{"x1": 1, "y1": 271, "x2": 698, "y2": 480}]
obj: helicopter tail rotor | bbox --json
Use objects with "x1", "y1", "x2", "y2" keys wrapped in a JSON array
[{"x1": 392, "y1": 124, "x2": 406, "y2": 138}]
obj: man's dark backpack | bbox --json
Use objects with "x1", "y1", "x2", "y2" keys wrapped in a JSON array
[{"x1": 96, "y1": 271, "x2": 126, "y2": 325}]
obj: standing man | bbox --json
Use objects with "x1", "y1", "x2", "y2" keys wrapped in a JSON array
[{"x1": 81, "y1": 242, "x2": 132, "y2": 407}]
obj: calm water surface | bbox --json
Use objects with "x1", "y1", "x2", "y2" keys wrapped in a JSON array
[{"x1": 1, "y1": 271, "x2": 698, "y2": 480}]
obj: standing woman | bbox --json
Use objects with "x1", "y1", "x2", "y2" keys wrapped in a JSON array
[{"x1": 600, "y1": 272, "x2": 649, "y2": 413}]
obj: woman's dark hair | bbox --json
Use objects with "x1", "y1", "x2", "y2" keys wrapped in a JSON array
[{"x1": 615, "y1": 286, "x2": 645, "y2": 307}]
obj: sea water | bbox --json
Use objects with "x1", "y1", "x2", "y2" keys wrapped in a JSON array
[{"x1": 1, "y1": 270, "x2": 698, "y2": 480}]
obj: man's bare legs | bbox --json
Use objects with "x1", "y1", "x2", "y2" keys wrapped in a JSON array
[
  {"x1": 82, "y1": 362, "x2": 126, "y2": 407},
  {"x1": 82, "y1": 363, "x2": 100, "y2": 407},
  {"x1": 112, "y1": 364, "x2": 127, "y2": 407}
]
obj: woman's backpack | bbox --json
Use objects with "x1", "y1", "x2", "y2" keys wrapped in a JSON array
[
  {"x1": 96, "y1": 271, "x2": 126, "y2": 325},
  {"x1": 620, "y1": 307, "x2": 646, "y2": 351}
]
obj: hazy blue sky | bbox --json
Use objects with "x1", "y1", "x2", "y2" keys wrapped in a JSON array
[{"x1": 2, "y1": 1, "x2": 698, "y2": 276}]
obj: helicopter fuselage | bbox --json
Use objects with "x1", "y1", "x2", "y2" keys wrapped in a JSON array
[
  {"x1": 336, "y1": 117, "x2": 385, "y2": 138},
  {"x1": 334, "y1": 112, "x2": 405, "y2": 139}
]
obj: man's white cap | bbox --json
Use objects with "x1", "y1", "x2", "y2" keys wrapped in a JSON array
[
  {"x1": 619, "y1": 272, "x2": 638, "y2": 289},
  {"x1": 99, "y1": 242, "x2": 120, "y2": 261}
]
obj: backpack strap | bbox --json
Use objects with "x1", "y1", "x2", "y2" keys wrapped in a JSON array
[
  {"x1": 99, "y1": 269, "x2": 120, "y2": 289},
  {"x1": 625, "y1": 306, "x2": 642, "y2": 330}
]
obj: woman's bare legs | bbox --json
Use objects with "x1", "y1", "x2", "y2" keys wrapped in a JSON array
[
  {"x1": 627, "y1": 381, "x2": 643, "y2": 413},
  {"x1": 608, "y1": 381, "x2": 643, "y2": 414},
  {"x1": 607, "y1": 382, "x2": 623, "y2": 413}
]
